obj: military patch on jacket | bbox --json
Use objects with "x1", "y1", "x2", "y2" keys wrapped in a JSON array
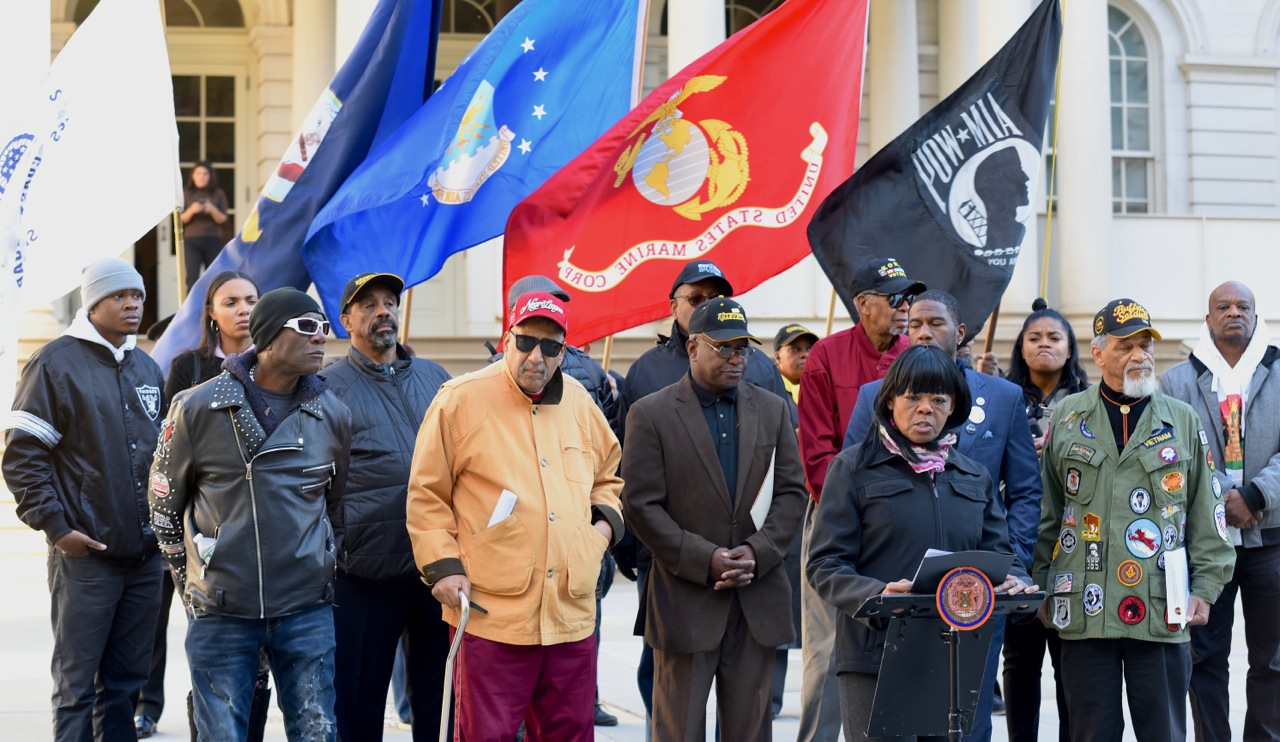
[
  {"x1": 1163, "y1": 524, "x2": 1180, "y2": 550},
  {"x1": 1083, "y1": 583, "x2": 1103, "y2": 616},
  {"x1": 1085, "y1": 542, "x2": 1102, "y2": 571},
  {"x1": 1059, "y1": 528, "x2": 1078, "y2": 554},
  {"x1": 1159, "y1": 446, "x2": 1179, "y2": 463},
  {"x1": 1067, "y1": 443, "x2": 1096, "y2": 463},
  {"x1": 1066, "y1": 468, "x2": 1081, "y2": 495},
  {"x1": 1063, "y1": 506, "x2": 1077, "y2": 527},
  {"x1": 1161, "y1": 471, "x2": 1185, "y2": 494},
  {"x1": 1142, "y1": 427, "x2": 1174, "y2": 448},
  {"x1": 1206, "y1": 449, "x2": 1215, "y2": 471},
  {"x1": 1198, "y1": 430, "x2": 1209, "y2": 447},
  {"x1": 1117, "y1": 560, "x2": 1142, "y2": 587},
  {"x1": 1212, "y1": 478, "x2": 1222, "y2": 498},
  {"x1": 1054, "y1": 573, "x2": 1073, "y2": 594},
  {"x1": 1079, "y1": 419, "x2": 1095, "y2": 439},
  {"x1": 1125, "y1": 519, "x2": 1160, "y2": 559},
  {"x1": 1160, "y1": 504, "x2": 1179, "y2": 519},
  {"x1": 1052, "y1": 597, "x2": 1071, "y2": 629},
  {"x1": 1118, "y1": 595, "x2": 1146, "y2": 625},
  {"x1": 1214, "y1": 503, "x2": 1230, "y2": 543},
  {"x1": 1082, "y1": 513, "x2": 1101, "y2": 542},
  {"x1": 1129, "y1": 488, "x2": 1151, "y2": 514}
]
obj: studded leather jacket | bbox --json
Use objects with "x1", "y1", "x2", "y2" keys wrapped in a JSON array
[
  {"x1": 149, "y1": 356, "x2": 352, "y2": 619},
  {"x1": 1033, "y1": 388, "x2": 1235, "y2": 642}
]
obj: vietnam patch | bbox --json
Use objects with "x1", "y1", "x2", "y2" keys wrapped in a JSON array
[{"x1": 1067, "y1": 443, "x2": 1096, "y2": 462}]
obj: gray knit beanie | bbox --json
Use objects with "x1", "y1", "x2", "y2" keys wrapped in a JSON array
[{"x1": 81, "y1": 257, "x2": 145, "y2": 310}]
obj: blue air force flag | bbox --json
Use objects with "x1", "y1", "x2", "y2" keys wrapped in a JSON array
[
  {"x1": 808, "y1": 0, "x2": 1061, "y2": 342},
  {"x1": 150, "y1": 0, "x2": 442, "y2": 375},
  {"x1": 303, "y1": 0, "x2": 647, "y2": 331}
]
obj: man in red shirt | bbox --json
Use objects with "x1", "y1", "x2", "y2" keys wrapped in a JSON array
[{"x1": 795, "y1": 256, "x2": 923, "y2": 741}]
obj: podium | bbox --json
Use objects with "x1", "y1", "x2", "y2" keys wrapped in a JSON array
[{"x1": 852, "y1": 558, "x2": 1045, "y2": 740}]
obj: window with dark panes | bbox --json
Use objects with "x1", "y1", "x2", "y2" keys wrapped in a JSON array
[
  {"x1": 1108, "y1": 5, "x2": 1153, "y2": 214},
  {"x1": 174, "y1": 74, "x2": 238, "y2": 240}
]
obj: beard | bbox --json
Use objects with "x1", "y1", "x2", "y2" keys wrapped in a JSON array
[
  {"x1": 1122, "y1": 365, "x2": 1157, "y2": 398},
  {"x1": 367, "y1": 320, "x2": 398, "y2": 352}
]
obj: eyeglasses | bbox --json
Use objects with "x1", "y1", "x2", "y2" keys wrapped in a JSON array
[
  {"x1": 864, "y1": 291, "x2": 913, "y2": 309},
  {"x1": 697, "y1": 336, "x2": 750, "y2": 360},
  {"x1": 512, "y1": 333, "x2": 565, "y2": 358},
  {"x1": 282, "y1": 317, "x2": 331, "y2": 336},
  {"x1": 674, "y1": 292, "x2": 717, "y2": 307}
]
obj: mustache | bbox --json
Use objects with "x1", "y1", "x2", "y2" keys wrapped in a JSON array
[{"x1": 371, "y1": 319, "x2": 397, "y2": 333}]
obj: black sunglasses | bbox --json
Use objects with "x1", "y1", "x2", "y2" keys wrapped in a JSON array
[
  {"x1": 866, "y1": 291, "x2": 913, "y2": 309},
  {"x1": 512, "y1": 333, "x2": 565, "y2": 358}
]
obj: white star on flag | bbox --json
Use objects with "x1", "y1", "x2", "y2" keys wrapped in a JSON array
[
  {"x1": 521, "y1": 37, "x2": 535, "y2": 53},
  {"x1": 532, "y1": 104, "x2": 547, "y2": 120},
  {"x1": 518, "y1": 139, "x2": 532, "y2": 155},
  {"x1": 956, "y1": 129, "x2": 971, "y2": 143},
  {"x1": 533, "y1": 68, "x2": 548, "y2": 82},
  {"x1": 420, "y1": 193, "x2": 430, "y2": 206}
]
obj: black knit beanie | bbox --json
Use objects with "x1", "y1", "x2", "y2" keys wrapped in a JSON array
[{"x1": 249, "y1": 288, "x2": 323, "y2": 350}]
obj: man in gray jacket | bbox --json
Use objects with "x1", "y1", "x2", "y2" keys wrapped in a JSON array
[
  {"x1": 1161, "y1": 280, "x2": 1280, "y2": 741},
  {"x1": 149, "y1": 288, "x2": 351, "y2": 741},
  {"x1": 325, "y1": 272, "x2": 451, "y2": 741}
]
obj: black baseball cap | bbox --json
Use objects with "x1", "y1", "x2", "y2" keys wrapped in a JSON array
[
  {"x1": 340, "y1": 272, "x2": 404, "y2": 313},
  {"x1": 1093, "y1": 298, "x2": 1163, "y2": 340},
  {"x1": 688, "y1": 298, "x2": 760, "y2": 344},
  {"x1": 669, "y1": 260, "x2": 733, "y2": 299},
  {"x1": 774, "y1": 324, "x2": 818, "y2": 351},
  {"x1": 851, "y1": 257, "x2": 925, "y2": 297}
]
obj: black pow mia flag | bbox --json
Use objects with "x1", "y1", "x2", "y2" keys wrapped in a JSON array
[{"x1": 808, "y1": 0, "x2": 1061, "y2": 342}]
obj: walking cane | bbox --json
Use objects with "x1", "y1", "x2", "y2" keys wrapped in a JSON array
[{"x1": 439, "y1": 593, "x2": 470, "y2": 742}]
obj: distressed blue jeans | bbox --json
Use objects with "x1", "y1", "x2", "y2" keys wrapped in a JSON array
[{"x1": 186, "y1": 603, "x2": 336, "y2": 741}]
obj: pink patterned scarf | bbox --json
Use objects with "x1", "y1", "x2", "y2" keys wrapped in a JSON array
[{"x1": 879, "y1": 423, "x2": 957, "y2": 476}]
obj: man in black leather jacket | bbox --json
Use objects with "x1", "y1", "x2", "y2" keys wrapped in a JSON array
[
  {"x1": 149, "y1": 288, "x2": 351, "y2": 740},
  {"x1": 325, "y1": 272, "x2": 452, "y2": 741}
]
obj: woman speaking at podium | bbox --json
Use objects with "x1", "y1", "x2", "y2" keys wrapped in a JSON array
[{"x1": 807, "y1": 345, "x2": 1035, "y2": 740}]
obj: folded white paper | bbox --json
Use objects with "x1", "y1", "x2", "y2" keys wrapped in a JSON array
[
  {"x1": 488, "y1": 489, "x2": 518, "y2": 528},
  {"x1": 749, "y1": 451, "x2": 776, "y2": 530},
  {"x1": 1164, "y1": 546, "x2": 1190, "y2": 628}
]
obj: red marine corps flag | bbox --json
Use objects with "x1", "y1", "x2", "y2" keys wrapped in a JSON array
[{"x1": 503, "y1": 0, "x2": 870, "y2": 346}]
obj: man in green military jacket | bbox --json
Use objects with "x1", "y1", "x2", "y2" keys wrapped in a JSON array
[{"x1": 1033, "y1": 298, "x2": 1236, "y2": 742}]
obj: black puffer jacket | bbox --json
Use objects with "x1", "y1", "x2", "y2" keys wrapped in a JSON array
[
  {"x1": 149, "y1": 352, "x2": 352, "y2": 618},
  {"x1": 4, "y1": 335, "x2": 165, "y2": 565},
  {"x1": 807, "y1": 442, "x2": 1026, "y2": 674},
  {"x1": 324, "y1": 345, "x2": 450, "y2": 579}
]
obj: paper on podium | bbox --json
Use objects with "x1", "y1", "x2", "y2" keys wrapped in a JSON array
[
  {"x1": 487, "y1": 489, "x2": 518, "y2": 527},
  {"x1": 910, "y1": 549, "x2": 1014, "y2": 594},
  {"x1": 1164, "y1": 547, "x2": 1190, "y2": 627},
  {"x1": 749, "y1": 450, "x2": 776, "y2": 530}
]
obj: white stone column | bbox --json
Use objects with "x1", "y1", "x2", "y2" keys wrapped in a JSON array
[
  {"x1": 868, "y1": 0, "x2": 919, "y2": 149},
  {"x1": 938, "y1": 0, "x2": 979, "y2": 98},
  {"x1": 250, "y1": 27, "x2": 294, "y2": 192},
  {"x1": 1055, "y1": 0, "x2": 1112, "y2": 317},
  {"x1": 293, "y1": 0, "x2": 336, "y2": 131},
  {"x1": 667, "y1": 0, "x2": 725, "y2": 77},
  {"x1": 335, "y1": 0, "x2": 379, "y2": 70}
]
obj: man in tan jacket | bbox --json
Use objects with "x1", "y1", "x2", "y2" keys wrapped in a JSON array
[{"x1": 407, "y1": 291, "x2": 623, "y2": 741}]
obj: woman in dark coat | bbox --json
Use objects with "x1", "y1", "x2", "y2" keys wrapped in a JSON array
[{"x1": 807, "y1": 345, "x2": 1037, "y2": 741}]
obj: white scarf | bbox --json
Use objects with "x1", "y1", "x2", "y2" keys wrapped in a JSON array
[
  {"x1": 63, "y1": 308, "x2": 137, "y2": 363},
  {"x1": 1191, "y1": 317, "x2": 1271, "y2": 413}
]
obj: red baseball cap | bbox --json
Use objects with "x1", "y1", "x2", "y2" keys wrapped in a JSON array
[{"x1": 509, "y1": 291, "x2": 569, "y2": 333}]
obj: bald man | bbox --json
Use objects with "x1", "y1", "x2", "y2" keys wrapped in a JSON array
[{"x1": 1162, "y1": 281, "x2": 1280, "y2": 741}]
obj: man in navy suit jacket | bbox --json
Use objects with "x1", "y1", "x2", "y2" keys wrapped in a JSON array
[{"x1": 841, "y1": 290, "x2": 1041, "y2": 742}]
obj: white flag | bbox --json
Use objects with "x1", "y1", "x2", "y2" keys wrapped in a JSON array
[{"x1": 3, "y1": 0, "x2": 182, "y2": 309}]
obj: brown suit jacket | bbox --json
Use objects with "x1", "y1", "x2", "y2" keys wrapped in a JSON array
[{"x1": 621, "y1": 375, "x2": 807, "y2": 654}]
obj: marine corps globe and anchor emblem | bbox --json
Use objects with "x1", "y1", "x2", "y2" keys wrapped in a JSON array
[{"x1": 556, "y1": 74, "x2": 831, "y2": 293}]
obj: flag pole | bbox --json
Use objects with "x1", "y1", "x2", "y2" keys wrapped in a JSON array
[
  {"x1": 601, "y1": 335, "x2": 614, "y2": 374},
  {"x1": 173, "y1": 208, "x2": 187, "y2": 305},
  {"x1": 398, "y1": 287, "x2": 414, "y2": 345},
  {"x1": 982, "y1": 301, "x2": 1001, "y2": 355},
  {"x1": 1041, "y1": 0, "x2": 1067, "y2": 300},
  {"x1": 824, "y1": 287, "x2": 837, "y2": 336}
]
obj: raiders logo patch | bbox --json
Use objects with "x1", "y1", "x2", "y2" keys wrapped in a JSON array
[{"x1": 135, "y1": 384, "x2": 161, "y2": 422}]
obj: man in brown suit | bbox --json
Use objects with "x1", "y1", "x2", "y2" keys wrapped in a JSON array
[{"x1": 622, "y1": 298, "x2": 807, "y2": 741}]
